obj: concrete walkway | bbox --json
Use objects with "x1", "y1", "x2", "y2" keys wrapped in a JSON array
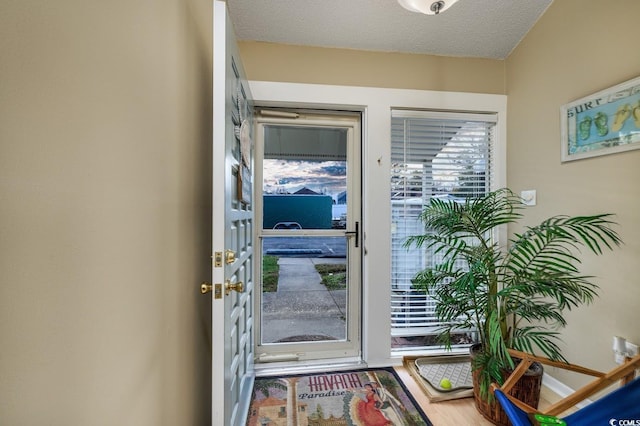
[{"x1": 260, "y1": 257, "x2": 347, "y2": 343}]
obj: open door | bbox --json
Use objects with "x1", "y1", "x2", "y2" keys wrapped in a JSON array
[{"x1": 204, "y1": 1, "x2": 255, "y2": 424}]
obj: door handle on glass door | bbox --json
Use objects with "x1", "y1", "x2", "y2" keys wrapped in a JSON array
[{"x1": 345, "y1": 221, "x2": 359, "y2": 247}]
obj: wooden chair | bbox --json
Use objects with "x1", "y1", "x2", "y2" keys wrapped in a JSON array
[{"x1": 491, "y1": 349, "x2": 640, "y2": 426}]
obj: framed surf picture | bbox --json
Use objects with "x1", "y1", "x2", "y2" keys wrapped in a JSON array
[{"x1": 561, "y1": 76, "x2": 640, "y2": 162}]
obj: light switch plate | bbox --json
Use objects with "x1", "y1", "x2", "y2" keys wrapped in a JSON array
[{"x1": 520, "y1": 190, "x2": 536, "y2": 206}]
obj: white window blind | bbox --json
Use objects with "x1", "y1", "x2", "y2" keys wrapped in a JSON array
[{"x1": 390, "y1": 109, "x2": 496, "y2": 345}]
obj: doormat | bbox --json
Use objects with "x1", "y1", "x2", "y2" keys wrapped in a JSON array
[
  {"x1": 247, "y1": 368, "x2": 433, "y2": 425},
  {"x1": 403, "y1": 356, "x2": 474, "y2": 403}
]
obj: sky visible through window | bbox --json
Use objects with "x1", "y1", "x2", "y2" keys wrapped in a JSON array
[{"x1": 263, "y1": 159, "x2": 346, "y2": 199}]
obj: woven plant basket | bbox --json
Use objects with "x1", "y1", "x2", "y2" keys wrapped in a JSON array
[{"x1": 470, "y1": 345, "x2": 543, "y2": 426}]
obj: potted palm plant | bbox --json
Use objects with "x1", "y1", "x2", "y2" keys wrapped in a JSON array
[{"x1": 405, "y1": 188, "x2": 621, "y2": 425}]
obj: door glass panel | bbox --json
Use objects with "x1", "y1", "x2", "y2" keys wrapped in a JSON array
[
  {"x1": 261, "y1": 236, "x2": 348, "y2": 344},
  {"x1": 262, "y1": 125, "x2": 347, "y2": 230},
  {"x1": 259, "y1": 122, "x2": 353, "y2": 348}
]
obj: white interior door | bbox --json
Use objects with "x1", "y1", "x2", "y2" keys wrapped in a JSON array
[{"x1": 210, "y1": 1, "x2": 254, "y2": 424}]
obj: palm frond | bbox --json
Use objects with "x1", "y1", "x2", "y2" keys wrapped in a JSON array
[
  {"x1": 465, "y1": 188, "x2": 524, "y2": 235},
  {"x1": 511, "y1": 327, "x2": 567, "y2": 362},
  {"x1": 403, "y1": 188, "x2": 621, "y2": 403},
  {"x1": 502, "y1": 296, "x2": 567, "y2": 330},
  {"x1": 508, "y1": 215, "x2": 621, "y2": 274},
  {"x1": 486, "y1": 310, "x2": 512, "y2": 367},
  {"x1": 502, "y1": 271, "x2": 599, "y2": 311}
]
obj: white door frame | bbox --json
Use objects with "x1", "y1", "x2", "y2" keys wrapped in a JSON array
[
  {"x1": 253, "y1": 112, "x2": 362, "y2": 363},
  {"x1": 249, "y1": 81, "x2": 507, "y2": 367}
]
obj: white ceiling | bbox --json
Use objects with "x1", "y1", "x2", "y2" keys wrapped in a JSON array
[{"x1": 226, "y1": 0, "x2": 553, "y2": 60}]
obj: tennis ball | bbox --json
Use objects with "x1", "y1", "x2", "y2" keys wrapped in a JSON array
[{"x1": 439, "y1": 378, "x2": 452, "y2": 389}]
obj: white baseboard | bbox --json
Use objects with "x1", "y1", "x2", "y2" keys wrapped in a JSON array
[{"x1": 542, "y1": 373, "x2": 592, "y2": 409}]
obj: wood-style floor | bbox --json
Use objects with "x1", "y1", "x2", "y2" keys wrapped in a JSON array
[{"x1": 394, "y1": 365, "x2": 561, "y2": 426}]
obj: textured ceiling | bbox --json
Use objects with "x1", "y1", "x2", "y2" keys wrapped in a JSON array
[{"x1": 226, "y1": 0, "x2": 553, "y2": 60}]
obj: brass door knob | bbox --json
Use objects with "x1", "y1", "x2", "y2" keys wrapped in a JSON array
[
  {"x1": 224, "y1": 280, "x2": 244, "y2": 295},
  {"x1": 201, "y1": 282, "x2": 213, "y2": 294}
]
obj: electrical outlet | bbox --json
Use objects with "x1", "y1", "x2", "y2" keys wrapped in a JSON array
[
  {"x1": 626, "y1": 341, "x2": 639, "y2": 357},
  {"x1": 612, "y1": 336, "x2": 639, "y2": 364}
]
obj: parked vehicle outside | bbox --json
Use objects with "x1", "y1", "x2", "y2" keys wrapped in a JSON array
[{"x1": 272, "y1": 221, "x2": 302, "y2": 230}]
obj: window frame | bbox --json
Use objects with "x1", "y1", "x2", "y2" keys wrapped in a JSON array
[
  {"x1": 249, "y1": 80, "x2": 506, "y2": 365},
  {"x1": 390, "y1": 109, "x2": 499, "y2": 353}
]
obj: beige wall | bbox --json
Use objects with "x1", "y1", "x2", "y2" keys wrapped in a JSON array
[
  {"x1": 3, "y1": 0, "x2": 637, "y2": 422},
  {"x1": 241, "y1": 0, "x2": 640, "y2": 392},
  {"x1": 239, "y1": 41, "x2": 506, "y2": 94},
  {"x1": 0, "y1": 0, "x2": 212, "y2": 424},
  {"x1": 506, "y1": 0, "x2": 640, "y2": 389}
]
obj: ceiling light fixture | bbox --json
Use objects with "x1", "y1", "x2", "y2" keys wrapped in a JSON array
[{"x1": 397, "y1": 0, "x2": 460, "y2": 15}]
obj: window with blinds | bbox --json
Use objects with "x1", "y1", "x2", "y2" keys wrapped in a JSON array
[{"x1": 390, "y1": 109, "x2": 497, "y2": 350}]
